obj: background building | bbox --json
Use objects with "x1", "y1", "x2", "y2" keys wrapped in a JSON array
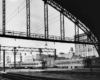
[{"x1": 75, "y1": 33, "x2": 99, "y2": 57}]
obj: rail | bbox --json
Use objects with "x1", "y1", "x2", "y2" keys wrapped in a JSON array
[{"x1": 0, "y1": 73, "x2": 64, "y2": 80}]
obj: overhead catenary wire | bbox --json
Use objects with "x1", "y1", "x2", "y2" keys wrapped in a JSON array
[
  {"x1": 31, "y1": 15, "x2": 60, "y2": 32},
  {"x1": 30, "y1": 11, "x2": 58, "y2": 30},
  {"x1": 6, "y1": 0, "x2": 26, "y2": 20},
  {"x1": 31, "y1": 14, "x2": 60, "y2": 30},
  {"x1": 1, "y1": 0, "x2": 60, "y2": 34},
  {"x1": 0, "y1": 0, "x2": 33, "y2": 45},
  {"x1": 0, "y1": 1, "x2": 26, "y2": 28},
  {"x1": 32, "y1": 16, "x2": 60, "y2": 33},
  {"x1": 6, "y1": 0, "x2": 33, "y2": 24}
]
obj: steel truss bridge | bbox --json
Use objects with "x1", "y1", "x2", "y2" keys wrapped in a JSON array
[{"x1": 0, "y1": 0, "x2": 99, "y2": 55}]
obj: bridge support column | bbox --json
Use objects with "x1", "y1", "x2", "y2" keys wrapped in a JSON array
[
  {"x1": 2, "y1": 0, "x2": 6, "y2": 35},
  {"x1": 44, "y1": 0, "x2": 49, "y2": 39},
  {"x1": 3, "y1": 49, "x2": 5, "y2": 72},
  {"x1": 75, "y1": 24, "x2": 79, "y2": 42},
  {"x1": 26, "y1": 0, "x2": 30, "y2": 37},
  {"x1": 60, "y1": 13, "x2": 65, "y2": 40}
]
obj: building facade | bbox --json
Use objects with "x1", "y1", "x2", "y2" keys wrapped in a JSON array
[{"x1": 75, "y1": 33, "x2": 99, "y2": 57}]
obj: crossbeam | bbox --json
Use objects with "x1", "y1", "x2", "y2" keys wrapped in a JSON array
[
  {"x1": 0, "y1": 29, "x2": 97, "y2": 45},
  {"x1": 0, "y1": 46, "x2": 55, "y2": 52}
]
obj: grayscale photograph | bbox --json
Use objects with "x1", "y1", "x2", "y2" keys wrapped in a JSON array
[{"x1": 0, "y1": 0, "x2": 100, "y2": 80}]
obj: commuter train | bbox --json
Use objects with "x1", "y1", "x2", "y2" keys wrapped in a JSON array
[
  {"x1": 86, "y1": 57, "x2": 100, "y2": 68},
  {"x1": 7, "y1": 61, "x2": 43, "y2": 69},
  {"x1": 0, "y1": 58, "x2": 100, "y2": 69},
  {"x1": 0, "y1": 61, "x2": 44, "y2": 69},
  {"x1": 54, "y1": 59, "x2": 84, "y2": 68}
]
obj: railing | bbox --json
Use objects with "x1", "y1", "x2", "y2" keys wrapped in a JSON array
[{"x1": 0, "y1": 29, "x2": 94, "y2": 43}]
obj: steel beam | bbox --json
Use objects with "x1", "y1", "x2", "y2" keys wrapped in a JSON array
[
  {"x1": 54, "y1": 49, "x2": 56, "y2": 60},
  {"x1": 3, "y1": 49, "x2": 5, "y2": 72},
  {"x1": 0, "y1": 44, "x2": 1, "y2": 63},
  {"x1": 26, "y1": 0, "x2": 30, "y2": 37},
  {"x1": 75, "y1": 24, "x2": 79, "y2": 42},
  {"x1": 39, "y1": 48, "x2": 42, "y2": 60},
  {"x1": 44, "y1": 0, "x2": 49, "y2": 39},
  {"x1": 13, "y1": 47, "x2": 17, "y2": 68},
  {"x1": 2, "y1": 0, "x2": 6, "y2": 35},
  {"x1": 42, "y1": 0, "x2": 99, "y2": 56},
  {"x1": 20, "y1": 53, "x2": 22, "y2": 62},
  {"x1": 60, "y1": 13, "x2": 65, "y2": 40}
]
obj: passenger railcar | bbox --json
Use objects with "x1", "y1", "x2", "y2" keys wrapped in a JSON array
[
  {"x1": 7, "y1": 61, "x2": 43, "y2": 69},
  {"x1": 90, "y1": 57, "x2": 100, "y2": 68},
  {"x1": 54, "y1": 59, "x2": 85, "y2": 68}
]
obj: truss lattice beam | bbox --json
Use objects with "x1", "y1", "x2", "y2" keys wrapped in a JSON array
[
  {"x1": 0, "y1": 46, "x2": 55, "y2": 53},
  {"x1": 75, "y1": 24, "x2": 79, "y2": 42},
  {"x1": 42, "y1": 0, "x2": 99, "y2": 55},
  {"x1": 26, "y1": 0, "x2": 30, "y2": 37},
  {"x1": 2, "y1": 0, "x2": 6, "y2": 35},
  {"x1": 44, "y1": 0, "x2": 49, "y2": 39},
  {"x1": 60, "y1": 13, "x2": 65, "y2": 40}
]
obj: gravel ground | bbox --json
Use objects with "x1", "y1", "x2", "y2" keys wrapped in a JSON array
[
  {"x1": 1, "y1": 68, "x2": 100, "y2": 80},
  {"x1": 0, "y1": 76, "x2": 11, "y2": 80},
  {"x1": 14, "y1": 71, "x2": 100, "y2": 80}
]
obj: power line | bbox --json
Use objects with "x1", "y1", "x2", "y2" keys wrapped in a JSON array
[
  {"x1": 0, "y1": 0, "x2": 27, "y2": 27},
  {"x1": 31, "y1": 15, "x2": 60, "y2": 32},
  {"x1": 32, "y1": 17, "x2": 60, "y2": 33},
  {"x1": 31, "y1": 11, "x2": 58, "y2": 30},
  {"x1": 6, "y1": 0, "x2": 26, "y2": 20},
  {"x1": 6, "y1": 0, "x2": 33, "y2": 24}
]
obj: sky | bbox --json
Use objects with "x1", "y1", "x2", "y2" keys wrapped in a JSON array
[{"x1": 0, "y1": 0, "x2": 84, "y2": 59}]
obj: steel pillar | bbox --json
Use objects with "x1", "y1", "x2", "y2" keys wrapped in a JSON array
[
  {"x1": 54, "y1": 49, "x2": 56, "y2": 60},
  {"x1": 2, "y1": 0, "x2": 6, "y2": 35},
  {"x1": 3, "y1": 49, "x2": 5, "y2": 72},
  {"x1": 26, "y1": 0, "x2": 30, "y2": 37},
  {"x1": 0, "y1": 45, "x2": 1, "y2": 63},
  {"x1": 44, "y1": 0, "x2": 49, "y2": 39},
  {"x1": 60, "y1": 13, "x2": 65, "y2": 40},
  {"x1": 75, "y1": 24, "x2": 79, "y2": 42},
  {"x1": 39, "y1": 48, "x2": 42, "y2": 60},
  {"x1": 20, "y1": 53, "x2": 22, "y2": 62},
  {"x1": 14, "y1": 47, "x2": 17, "y2": 68}
]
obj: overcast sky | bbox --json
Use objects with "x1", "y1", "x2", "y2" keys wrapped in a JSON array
[{"x1": 0, "y1": 0, "x2": 84, "y2": 55}]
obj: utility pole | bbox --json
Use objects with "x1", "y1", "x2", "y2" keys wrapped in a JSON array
[
  {"x1": 54, "y1": 49, "x2": 57, "y2": 60},
  {"x1": 13, "y1": 47, "x2": 17, "y2": 68},
  {"x1": 0, "y1": 44, "x2": 1, "y2": 63},
  {"x1": 3, "y1": 49, "x2": 5, "y2": 72}
]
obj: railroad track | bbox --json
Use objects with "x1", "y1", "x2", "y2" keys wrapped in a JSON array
[
  {"x1": 41, "y1": 71, "x2": 100, "y2": 76},
  {"x1": 0, "y1": 72, "x2": 65, "y2": 80}
]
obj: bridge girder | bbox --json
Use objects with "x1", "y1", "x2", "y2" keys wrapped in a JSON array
[
  {"x1": 1, "y1": 0, "x2": 99, "y2": 56},
  {"x1": 42, "y1": 0, "x2": 99, "y2": 56}
]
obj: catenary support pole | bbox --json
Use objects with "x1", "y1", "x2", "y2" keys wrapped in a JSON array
[{"x1": 3, "y1": 49, "x2": 5, "y2": 72}]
